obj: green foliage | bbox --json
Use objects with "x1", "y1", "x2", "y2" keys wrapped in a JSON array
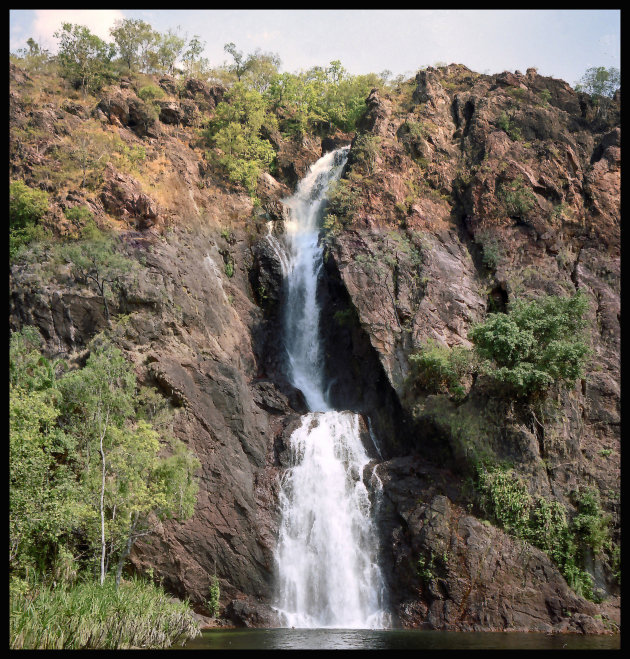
[
  {"x1": 15, "y1": 37, "x2": 52, "y2": 75},
  {"x1": 477, "y1": 466, "x2": 532, "y2": 537},
  {"x1": 497, "y1": 176, "x2": 537, "y2": 217},
  {"x1": 470, "y1": 292, "x2": 590, "y2": 397},
  {"x1": 10, "y1": 180, "x2": 49, "y2": 226},
  {"x1": 10, "y1": 575, "x2": 199, "y2": 649},
  {"x1": 56, "y1": 222, "x2": 137, "y2": 324},
  {"x1": 207, "y1": 575, "x2": 220, "y2": 617},
  {"x1": 571, "y1": 487, "x2": 611, "y2": 556},
  {"x1": 266, "y1": 60, "x2": 378, "y2": 134},
  {"x1": 475, "y1": 229, "x2": 502, "y2": 270},
  {"x1": 224, "y1": 260, "x2": 234, "y2": 278},
  {"x1": 416, "y1": 551, "x2": 437, "y2": 585},
  {"x1": 137, "y1": 84, "x2": 165, "y2": 102},
  {"x1": 109, "y1": 18, "x2": 155, "y2": 72},
  {"x1": 54, "y1": 23, "x2": 116, "y2": 94},
  {"x1": 10, "y1": 180, "x2": 50, "y2": 258},
  {"x1": 64, "y1": 206, "x2": 94, "y2": 225},
  {"x1": 539, "y1": 88, "x2": 552, "y2": 105},
  {"x1": 350, "y1": 133, "x2": 381, "y2": 175},
  {"x1": 575, "y1": 66, "x2": 620, "y2": 99},
  {"x1": 10, "y1": 327, "x2": 201, "y2": 598},
  {"x1": 204, "y1": 83, "x2": 277, "y2": 196},
  {"x1": 409, "y1": 340, "x2": 474, "y2": 400},
  {"x1": 496, "y1": 111, "x2": 522, "y2": 141},
  {"x1": 474, "y1": 464, "x2": 605, "y2": 601}
]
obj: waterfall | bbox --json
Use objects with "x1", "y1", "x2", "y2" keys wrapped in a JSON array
[{"x1": 272, "y1": 147, "x2": 389, "y2": 629}]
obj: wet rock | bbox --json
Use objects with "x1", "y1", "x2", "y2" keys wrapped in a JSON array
[{"x1": 227, "y1": 599, "x2": 281, "y2": 627}]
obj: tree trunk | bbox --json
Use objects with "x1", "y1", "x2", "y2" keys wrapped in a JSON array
[{"x1": 99, "y1": 409, "x2": 110, "y2": 586}]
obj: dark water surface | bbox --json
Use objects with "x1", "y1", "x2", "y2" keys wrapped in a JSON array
[{"x1": 180, "y1": 628, "x2": 620, "y2": 650}]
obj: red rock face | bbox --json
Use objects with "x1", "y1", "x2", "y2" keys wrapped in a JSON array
[
  {"x1": 9, "y1": 61, "x2": 619, "y2": 632},
  {"x1": 324, "y1": 64, "x2": 619, "y2": 631}
]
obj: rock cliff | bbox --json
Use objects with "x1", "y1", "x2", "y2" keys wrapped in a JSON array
[{"x1": 9, "y1": 61, "x2": 619, "y2": 632}]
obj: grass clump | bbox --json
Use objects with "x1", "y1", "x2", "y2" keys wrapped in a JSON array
[{"x1": 10, "y1": 575, "x2": 200, "y2": 649}]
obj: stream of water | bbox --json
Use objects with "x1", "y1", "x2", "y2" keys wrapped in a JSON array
[{"x1": 270, "y1": 147, "x2": 389, "y2": 629}]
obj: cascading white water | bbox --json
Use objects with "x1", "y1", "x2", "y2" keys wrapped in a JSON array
[{"x1": 272, "y1": 147, "x2": 389, "y2": 629}]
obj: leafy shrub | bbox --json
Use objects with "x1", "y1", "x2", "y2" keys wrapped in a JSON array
[
  {"x1": 497, "y1": 176, "x2": 537, "y2": 218},
  {"x1": 10, "y1": 181, "x2": 50, "y2": 258},
  {"x1": 475, "y1": 229, "x2": 502, "y2": 270},
  {"x1": 204, "y1": 83, "x2": 277, "y2": 196},
  {"x1": 350, "y1": 133, "x2": 380, "y2": 175},
  {"x1": 474, "y1": 464, "x2": 604, "y2": 601},
  {"x1": 571, "y1": 487, "x2": 611, "y2": 556},
  {"x1": 10, "y1": 180, "x2": 50, "y2": 228},
  {"x1": 539, "y1": 89, "x2": 552, "y2": 105},
  {"x1": 477, "y1": 465, "x2": 532, "y2": 536},
  {"x1": 409, "y1": 340, "x2": 474, "y2": 400},
  {"x1": 496, "y1": 111, "x2": 522, "y2": 141},
  {"x1": 470, "y1": 292, "x2": 590, "y2": 397},
  {"x1": 207, "y1": 575, "x2": 220, "y2": 617},
  {"x1": 64, "y1": 206, "x2": 94, "y2": 225},
  {"x1": 137, "y1": 84, "x2": 165, "y2": 102}
]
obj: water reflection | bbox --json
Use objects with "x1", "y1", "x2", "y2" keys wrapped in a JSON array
[{"x1": 180, "y1": 628, "x2": 620, "y2": 651}]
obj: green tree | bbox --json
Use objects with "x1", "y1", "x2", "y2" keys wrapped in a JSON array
[
  {"x1": 469, "y1": 292, "x2": 590, "y2": 397},
  {"x1": 15, "y1": 37, "x2": 51, "y2": 74},
  {"x1": 58, "y1": 338, "x2": 200, "y2": 587},
  {"x1": 155, "y1": 29, "x2": 186, "y2": 75},
  {"x1": 182, "y1": 35, "x2": 205, "y2": 78},
  {"x1": 110, "y1": 18, "x2": 154, "y2": 71},
  {"x1": 54, "y1": 23, "x2": 115, "y2": 94},
  {"x1": 9, "y1": 328, "x2": 81, "y2": 577},
  {"x1": 57, "y1": 222, "x2": 136, "y2": 325},
  {"x1": 224, "y1": 42, "x2": 247, "y2": 81},
  {"x1": 242, "y1": 49, "x2": 281, "y2": 94},
  {"x1": 575, "y1": 66, "x2": 620, "y2": 99},
  {"x1": 205, "y1": 82, "x2": 277, "y2": 196}
]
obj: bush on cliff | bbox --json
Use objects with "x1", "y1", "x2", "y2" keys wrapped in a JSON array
[
  {"x1": 475, "y1": 464, "x2": 608, "y2": 601},
  {"x1": 9, "y1": 180, "x2": 50, "y2": 259},
  {"x1": 408, "y1": 340, "x2": 475, "y2": 401},
  {"x1": 469, "y1": 291, "x2": 590, "y2": 398},
  {"x1": 204, "y1": 82, "x2": 277, "y2": 196}
]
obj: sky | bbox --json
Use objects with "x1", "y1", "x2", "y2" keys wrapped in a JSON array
[{"x1": 9, "y1": 9, "x2": 620, "y2": 87}]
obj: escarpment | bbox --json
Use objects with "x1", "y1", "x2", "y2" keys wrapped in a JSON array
[{"x1": 9, "y1": 60, "x2": 619, "y2": 632}]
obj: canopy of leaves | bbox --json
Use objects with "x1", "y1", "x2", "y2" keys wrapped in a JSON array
[
  {"x1": 266, "y1": 61, "x2": 383, "y2": 134},
  {"x1": 204, "y1": 82, "x2": 277, "y2": 195},
  {"x1": 575, "y1": 66, "x2": 620, "y2": 99},
  {"x1": 469, "y1": 292, "x2": 590, "y2": 397},
  {"x1": 54, "y1": 23, "x2": 116, "y2": 94},
  {"x1": 9, "y1": 327, "x2": 200, "y2": 587},
  {"x1": 10, "y1": 180, "x2": 50, "y2": 259}
]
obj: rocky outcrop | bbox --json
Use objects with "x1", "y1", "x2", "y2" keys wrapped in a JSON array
[
  {"x1": 9, "y1": 59, "x2": 619, "y2": 633},
  {"x1": 100, "y1": 166, "x2": 162, "y2": 229},
  {"x1": 377, "y1": 460, "x2": 615, "y2": 632},
  {"x1": 324, "y1": 64, "x2": 619, "y2": 626}
]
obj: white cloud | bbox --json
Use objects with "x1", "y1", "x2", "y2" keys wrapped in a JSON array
[{"x1": 33, "y1": 9, "x2": 125, "y2": 51}]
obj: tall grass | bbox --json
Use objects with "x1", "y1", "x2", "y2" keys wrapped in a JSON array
[{"x1": 10, "y1": 575, "x2": 200, "y2": 649}]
